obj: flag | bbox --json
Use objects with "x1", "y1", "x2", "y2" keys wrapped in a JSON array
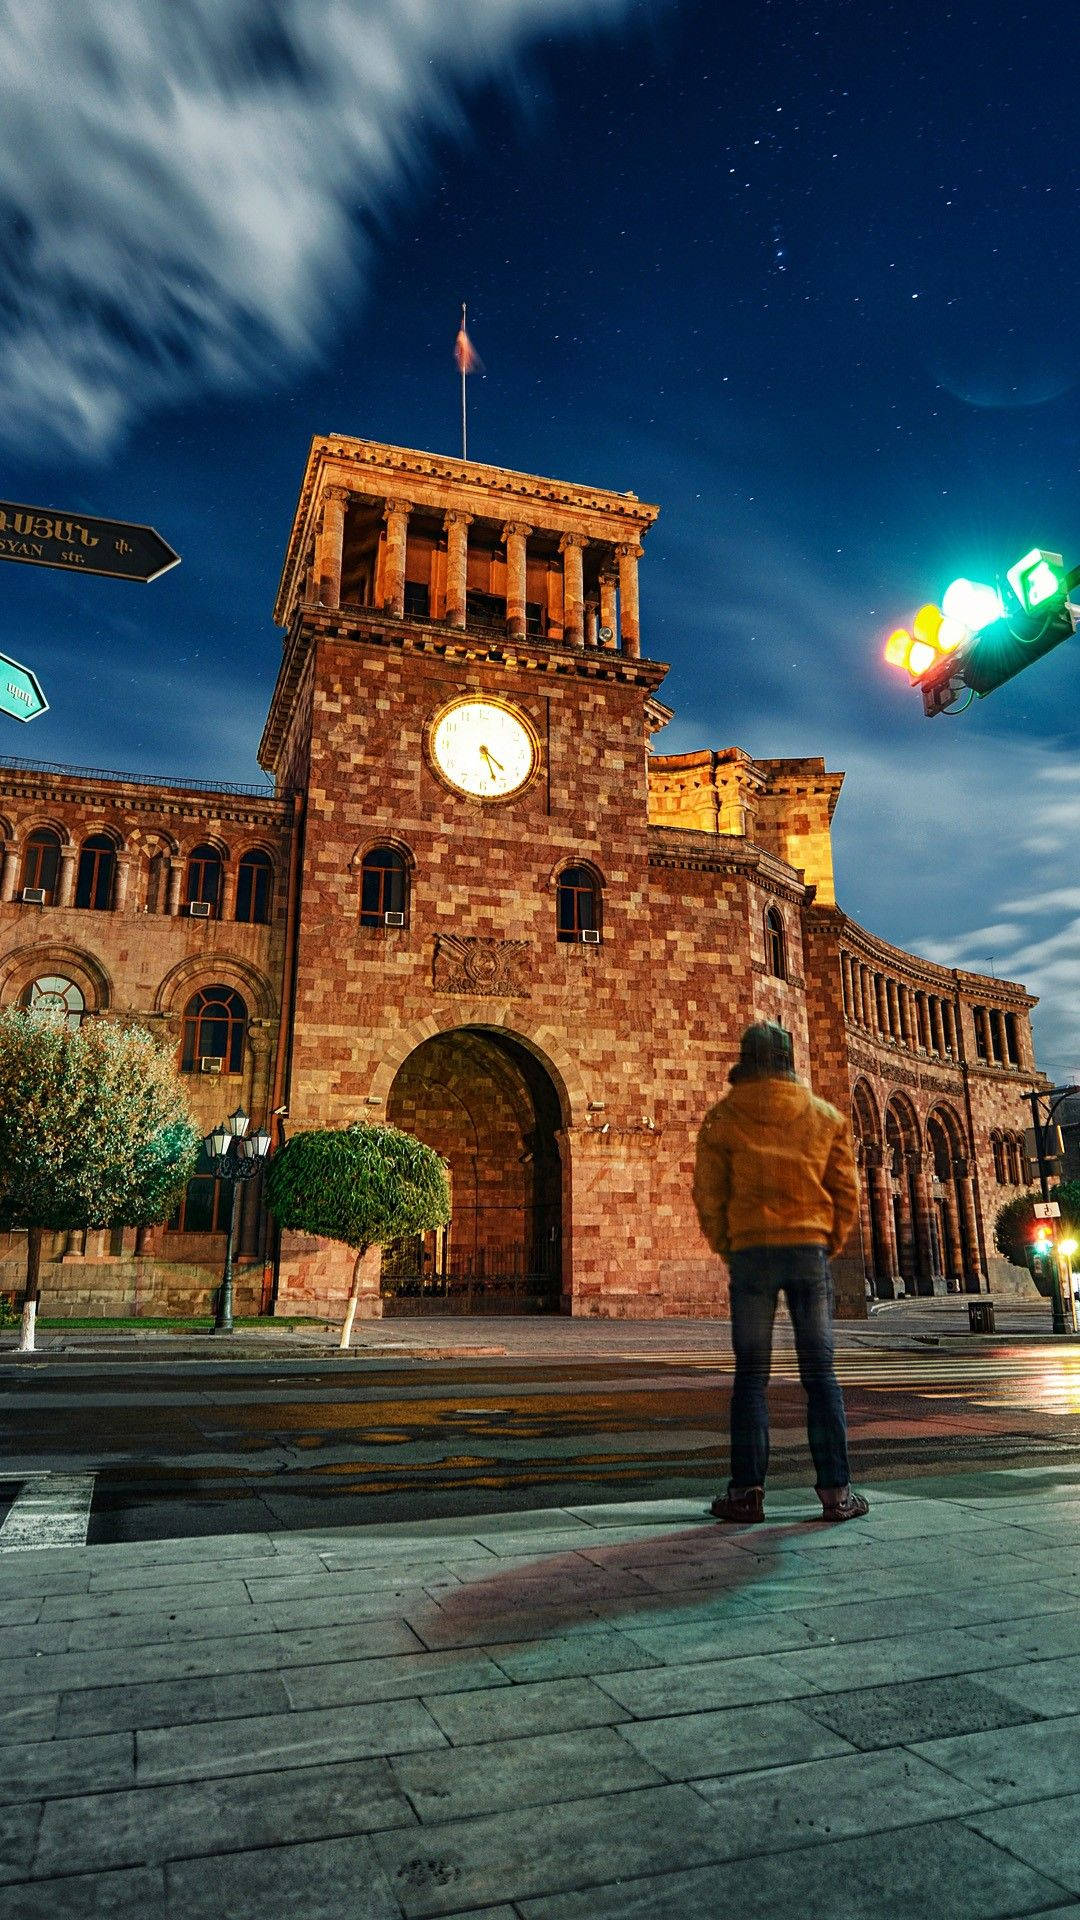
[{"x1": 454, "y1": 319, "x2": 481, "y2": 375}]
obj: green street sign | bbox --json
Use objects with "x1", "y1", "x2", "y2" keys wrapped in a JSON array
[
  {"x1": 0, "y1": 651, "x2": 48, "y2": 723},
  {"x1": 0, "y1": 501, "x2": 179, "y2": 583}
]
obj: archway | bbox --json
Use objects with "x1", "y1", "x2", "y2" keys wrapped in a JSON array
[{"x1": 383, "y1": 1026, "x2": 565, "y2": 1313}]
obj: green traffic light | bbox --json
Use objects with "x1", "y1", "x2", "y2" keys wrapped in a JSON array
[{"x1": 1006, "y1": 548, "x2": 1067, "y2": 613}]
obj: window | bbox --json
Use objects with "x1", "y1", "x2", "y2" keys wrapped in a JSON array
[
  {"x1": 974, "y1": 1006, "x2": 989, "y2": 1062},
  {"x1": 764, "y1": 906, "x2": 787, "y2": 980},
  {"x1": 20, "y1": 974, "x2": 85, "y2": 1028},
  {"x1": 186, "y1": 844, "x2": 223, "y2": 917},
  {"x1": 403, "y1": 580, "x2": 430, "y2": 620},
  {"x1": 235, "y1": 850, "x2": 273, "y2": 925},
  {"x1": 169, "y1": 1144, "x2": 228, "y2": 1232},
  {"x1": 75, "y1": 834, "x2": 116, "y2": 910},
  {"x1": 181, "y1": 986, "x2": 247, "y2": 1074},
  {"x1": 991, "y1": 1131, "x2": 1006, "y2": 1184},
  {"x1": 21, "y1": 829, "x2": 61, "y2": 902},
  {"x1": 557, "y1": 865, "x2": 600, "y2": 941},
  {"x1": 359, "y1": 846, "x2": 407, "y2": 926},
  {"x1": 1005, "y1": 1011, "x2": 1020, "y2": 1066},
  {"x1": 1005, "y1": 1135, "x2": 1022, "y2": 1185}
]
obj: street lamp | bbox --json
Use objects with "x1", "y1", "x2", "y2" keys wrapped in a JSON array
[
  {"x1": 202, "y1": 1106, "x2": 272, "y2": 1334},
  {"x1": 1028, "y1": 1083, "x2": 1080, "y2": 1335}
]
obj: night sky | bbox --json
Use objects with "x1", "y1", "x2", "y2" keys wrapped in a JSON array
[{"x1": 3, "y1": 0, "x2": 1079, "y2": 1077}]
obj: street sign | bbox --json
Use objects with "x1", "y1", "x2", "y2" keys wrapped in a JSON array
[
  {"x1": 0, "y1": 501, "x2": 179, "y2": 583},
  {"x1": 0, "y1": 651, "x2": 47, "y2": 723},
  {"x1": 1035, "y1": 1201, "x2": 1062, "y2": 1219}
]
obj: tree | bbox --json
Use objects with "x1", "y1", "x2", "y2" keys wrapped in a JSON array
[
  {"x1": 265, "y1": 1123, "x2": 451, "y2": 1348},
  {"x1": 994, "y1": 1180, "x2": 1080, "y2": 1276},
  {"x1": 0, "y1": 1009, "x2": 199, "y2": 1349}
]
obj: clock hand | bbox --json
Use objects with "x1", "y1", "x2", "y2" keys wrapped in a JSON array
[{"x1": 479, "y1": 745, "x2": 504, "y2": 773}]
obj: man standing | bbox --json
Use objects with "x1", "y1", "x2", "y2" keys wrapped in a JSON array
[{"x1": 693, "y1": 1021, "x2": 868, "y2": 1524}]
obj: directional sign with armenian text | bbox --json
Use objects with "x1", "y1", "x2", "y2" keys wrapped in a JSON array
[
  {"x1": 0, "y1": 501, "x2": 179, "y2": 583},
  {"x1": 0, "y1": 651, "x2": 48, "y2": 723}
]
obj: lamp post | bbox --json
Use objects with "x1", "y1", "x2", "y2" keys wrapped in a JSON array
[
  {"x1": 203, "y1": 1107, "x2": 271, "y2": 1334},
  {"x1": 1028, "y1": 1083, "x2": 1080, "y2": 1335}
]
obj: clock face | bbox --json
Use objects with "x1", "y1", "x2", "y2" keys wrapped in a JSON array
[{"x1": 429, "y1": 698, "x2": 538, "y2": 800}]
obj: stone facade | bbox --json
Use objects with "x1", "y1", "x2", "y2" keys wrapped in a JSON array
[{"x1": 0, "y1": 435, "x2": 1045, "y2": 1320}]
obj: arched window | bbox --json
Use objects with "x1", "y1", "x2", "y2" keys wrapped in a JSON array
[
  {"x1": 764, "y1": 905, "x2": 787, "y2": 980},
  {"x1": 186, "y1": 844, "x2": 223, "y2": 918},
  {"x1": 75, "y1": 834, "x2": 116, "y2": 910},
  {"x1": 991, "y1": 1131, "x2": 1006, "y2": 1184},
  {"x1": 20, "y1": 974, "x2": 85, "y2": 1028},
  {"x1": 556, "y1": 865, "x2": 600, "y2": 942},
  {"x1": 21, "y1": 829, "x2": 61, "y2": 903},
  {"x1": 235, "y1": 850, "x2": 273, "y2": 925},
  {"x1": 1005, "y1": 1134, "x2": 1022, "y2": 1185},
  {"x1": 359, "y1": 846, "x2": 407, "y2": 926},
  {"x1": 181, "y1": 986, "x2": 247, "y2": 1074}
]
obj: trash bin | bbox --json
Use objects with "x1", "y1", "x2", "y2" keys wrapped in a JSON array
[{"x1": 967, "y1": 1300, "x2": 995, "y2": 1334}]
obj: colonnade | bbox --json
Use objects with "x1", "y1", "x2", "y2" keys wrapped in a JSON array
[
  {"x1": 840, "y1": 951, "x2": 959, "y2": 1058},
  {"x1": 309, "y1": 487, "x2": 643, "y2": 657},
  {"x1": 856, "y1": 1136, "x2": 984, "y2": 1297}
]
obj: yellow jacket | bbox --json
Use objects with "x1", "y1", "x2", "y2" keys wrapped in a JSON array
[{"x1": 693, "y1": 1077, "x2": 859, "y2": 1260}]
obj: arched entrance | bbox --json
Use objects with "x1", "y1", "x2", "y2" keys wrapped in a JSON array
[{"x1": 382, "y1": 1026, "x2": 565, "y2": 1314}]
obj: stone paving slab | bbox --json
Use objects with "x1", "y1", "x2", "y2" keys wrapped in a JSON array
[{"x1": 4, "y1": 1470, "x2": 1080, "y2": 1914}]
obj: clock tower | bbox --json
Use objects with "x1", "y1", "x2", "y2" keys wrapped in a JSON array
[{"x1": 260, "y1": 434, "x2": 671, "y2": 1319}]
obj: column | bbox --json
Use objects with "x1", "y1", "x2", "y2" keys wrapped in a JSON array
[
  {"x1": 314, "y1": 485, "x2": 347, "y2": 611},
  {"x1": 858, "y1": 965, "x2": 869, "y2": 1026},
  {"x1": 942, "y1": 999, "x2": 957, "y2": 1056},
  {"x1": 894, "y1": 1162, "x2": 916, "y2": 1292},
  {"x1": 954, "y1": 1158, "x2": 983, "y2": 1292},
  {"x1": 902, "y1": 986, "x2": 916, "y2": 1049},
  {"x1": 867, "y1": 1150, "x2": 901, "y2": 1297},
  {"x1": 0, "y1": 845, "x2": 18, "y2": 902},
  {"x1": 911, "y1": 1154, "x2": 938, "y2": 1294},
  {"x1": 57, "y1": 847, "x2": 77, "y2": 908},
  {"x1": 876, "y1": 975, "x2": 888, "y2": 1035},
  {"x1": 617, "y1": 542, "x2": 643, "y2": 657},
  {"x1": 166, "y1": 858, "x2": 184, "y2": 916},
  {"x1": 598, "y1": 571, "x2": 618, "y2": 647},
  {"x1": 381, "y1": 499, "x2": 411, "y2": 618},
  {"x1": 857, "y1": 1150, "x2": 876, "y2": 1294},
  {"x1": 930, "y1": 996, "x2": 945, "y2": 1055},
  {"x1": 991, "y1": 1008, "x2": 1007, "y2": 1065},
  {"x1": 112, "y1": 854, "x2": 130, "y2": 913},
  {"x1": 943, "y1": 1181, "x2": 965, "y2": 1288},
  {"x1": 443, "y1": 512, "x2": 471, "y2": 628},
  {"x1": 841, "y1": 953, "x2": 853, "y2": 1019},
  {"x1": 886, "y1": 978, "x2": 900, "y2": 1039},
  {"x1": 559, "y1": 534, "x2": 586, "y2": 647},
  {"x1": 584, "y1": 602, "x2": 599, "y2": 647},
  {"x1": 502, "y1": 522, "x2": 531, "y2": 640}
]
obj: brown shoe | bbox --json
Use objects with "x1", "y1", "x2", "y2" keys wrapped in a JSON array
[
  {"x1": 818, "y1": 1487, "x2": 869, "y2": 1523},
  {"x1": 711, "y1": 1485, "x2": 764, "y2": 1524}
]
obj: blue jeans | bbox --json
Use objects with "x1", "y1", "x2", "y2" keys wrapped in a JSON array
[{"x1": 728, "y1": 1245, "x2": 850, "y2": 1492}]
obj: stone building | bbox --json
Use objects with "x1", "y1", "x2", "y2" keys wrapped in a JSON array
[{"x1": 0, "y1": 435, "x2": 1043, "y2": 1319}]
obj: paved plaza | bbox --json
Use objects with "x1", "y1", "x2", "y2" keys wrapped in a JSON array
[{"x1": 4, "y1": 1465, "x2": 1080, "y2": 1915}]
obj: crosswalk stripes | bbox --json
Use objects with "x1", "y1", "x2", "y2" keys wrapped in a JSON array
[{"x1": 0, "y1": 1474, "x2": 95, "y2": 1552}]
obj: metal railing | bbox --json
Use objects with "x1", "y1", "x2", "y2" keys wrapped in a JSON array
[{"x1": 0, "y1": 753, "x2": 277, "y2": 802}]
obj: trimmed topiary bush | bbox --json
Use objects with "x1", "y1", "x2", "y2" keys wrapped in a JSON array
[{"x1": 265, "y1": 1122, "x2": 450, "y2": 1347}]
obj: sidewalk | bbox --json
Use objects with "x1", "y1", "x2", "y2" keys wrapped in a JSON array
[
  {"x1": 4, "y1": 1468, "x2": 1080, "y2": 1916},
  {"x1": 0, "y1": 1295, "x2": 1062, "y2": 1362}
]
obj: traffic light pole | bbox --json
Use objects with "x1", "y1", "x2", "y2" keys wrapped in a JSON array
[{"x1": 1028, "y1": 1084, "x2": 1080, "y2": 1334}]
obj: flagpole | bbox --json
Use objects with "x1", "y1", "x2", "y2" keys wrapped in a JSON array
[{"x1": 460, "y1": 302, "x2": 468, "y2": 460}]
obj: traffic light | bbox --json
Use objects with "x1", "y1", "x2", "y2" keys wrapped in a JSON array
[{"x1": 883, "y1": 549, "x2": 1078, "y2": 715}]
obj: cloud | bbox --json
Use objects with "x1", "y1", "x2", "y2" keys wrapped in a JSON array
[{"x1": 0, "y1": 0, "x2": 648, "y2": 456}]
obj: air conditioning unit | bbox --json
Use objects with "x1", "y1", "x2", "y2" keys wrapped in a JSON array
[
  {"x1": 581, "y1": 928, "x2": 601, "y2": 945},
  {"x1": 384, "y1": 910, "x2": 405, "y2": 927},
  {"x1": 188, "y1": 900, "x2": 212, "y2": 919},
  {"x1": 199, "y1": 1057, "x2": 224, "y2": 1075},
  {"x1": 20, "y1": 887, "x2": 46, "y2": 905}
]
